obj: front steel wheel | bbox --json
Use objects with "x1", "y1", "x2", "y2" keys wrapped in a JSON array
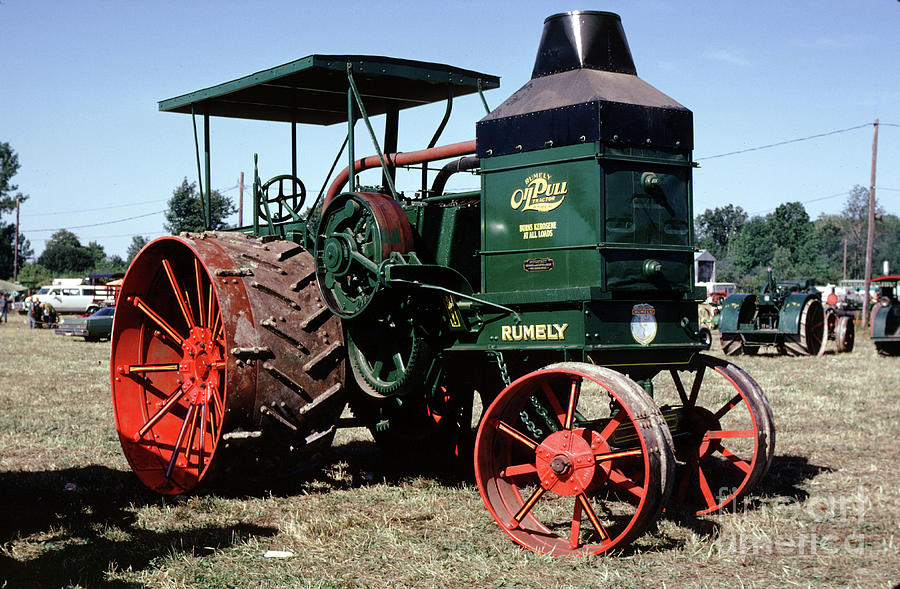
[{"x1": 474, "y1": 363, "x2": 673, "y2": 556}]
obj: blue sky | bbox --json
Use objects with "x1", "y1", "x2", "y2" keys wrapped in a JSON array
[{"x1": 2, "y1": 1, "x2": 899, "y2": 259}]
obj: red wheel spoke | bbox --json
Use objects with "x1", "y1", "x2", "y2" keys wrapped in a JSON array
[
  {"x1": 540, "y1": 382, "x2": 566, "y2": 427},
  {"x1": 569, "y1": 497, "x2": 583, "y2": 549},
  {"x1": 688, "y1": 365, "x2": 706, "y2": 407},
  {"x1": 133, "y1": 386, "x2": 186, "y2": 441},
  {"x1": 598, "y1": 413, "x2": 624, "y2": 442},
  {"x1": 198, "y1": 402, "x2": 207, "y2": 471},
  {"x1": 695, "y1": 461, "x2": 718, "y2": 510},
  {"x1": 501, "y1": 463, "x2": 538, "y2": 478},
  {"x1": 714, "y1": 393, "x2": 744, "y2": 419},
  {"x1": 564, "y1": 377, "x2": 581, "y2": 430},
  {"x1": 162, "y1": 258, "x2": 196, "y2": 330},
  {"x1": 577, "y1": 493, "x2": 609, "y2": 541},
  {"x1": 211, "y1": 311, "x2": 222, "y2": 343},
  {"x1": 120, "y1": 363, "x2": 179, "y2": 375},
  {"x1": 184, "y1": 402, "x2": 201, "y2": 462},
  {"x1": 511, "y1": 486, "x2": 545, "y2": 526},
  {"x1": 165, "y1": 403, "x2": 197, "y2": 480},
  {"x1": 208, "y1": 395, "x2": 218, "y2": 438},
  {"x1": 706, "y1": 429, "x2": 755, "y2": 440},
  {"x1": 194, "y1": 258, "x2": 206, "y2": 327},
  {"x1": 608, "y1": 468, "x2": 646, "y2": 500},
  {"x1": 207, "y1": 286, "x2": 215, "y2": 331},
  {"x1": 718, "y1": 445, "x2": 753, "y2": 474},
  {"x1": 670, "y1": 369, "x2": 689, "y2": 406},
  {"x1": 497, "y1": 420, "x2": 539, "y2": 450},
  {"x1": 131, "y1": 295, "x2": 185, "y2": 346},
  {"x1": 594, "y1": 448, "x2": 642, "y2": 462},
  {"x1": 211, "y1": 388, "x2": 224, "y2": 423}
]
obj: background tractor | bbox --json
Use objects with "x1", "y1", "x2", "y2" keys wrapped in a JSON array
[
  {"x1": 719, "y1": 268, "x2": 853, "y2": 356},
  {"x1": 110, "y1": 11, "x2": 775, "y2": 555},
  {"x1": 870, "y1": 275, "x2": 900, "y2": 356}
]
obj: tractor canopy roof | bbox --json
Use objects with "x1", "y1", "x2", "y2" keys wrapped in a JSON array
[{"x1": 159, "y1": 54, "x2": 500, "y2": 125}]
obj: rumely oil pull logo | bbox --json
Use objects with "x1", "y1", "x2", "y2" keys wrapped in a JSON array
[{"x1": 510, "y1": 172, "x2": 568, "y2": 212}]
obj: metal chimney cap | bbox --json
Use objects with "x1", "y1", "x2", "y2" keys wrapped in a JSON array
[
  {"x1": 542, "y1": 10, "x2": 621, "y2": 23},
  {"x1": 532, "y1": 10, "x2": 637, "y2": 78}
]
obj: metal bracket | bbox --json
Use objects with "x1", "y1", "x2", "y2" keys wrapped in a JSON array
[{"x1": 346, "y1": 66, "x2": 399, "y2": 201}]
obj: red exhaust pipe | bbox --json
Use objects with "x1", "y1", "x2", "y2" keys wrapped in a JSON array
[{"x1": 324, "y1": 140, "x2": 476, "y2": 206}]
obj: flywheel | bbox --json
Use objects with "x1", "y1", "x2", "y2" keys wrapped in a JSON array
[
  {"x1": 111, "y1": 232, "x2": 346, "y2": 494},
  {"x1": 315, "y1": 192, "x2": 414, "y2": 319}
]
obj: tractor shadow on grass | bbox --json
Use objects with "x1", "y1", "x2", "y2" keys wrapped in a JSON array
[
  {"x1": 749, "y1": 453, "x2": 833, "y2": 504},
  {"x1": 211, "y1": 435, "x2": 470, "y2": 499},
  {"x1": 647, "y1": 453, "x2": 833, "y2": 551},
  {"x1": 0, "y1": 465, "x2": 278, "y2": 588}
]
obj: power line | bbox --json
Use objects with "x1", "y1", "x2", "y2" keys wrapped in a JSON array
[
  {"x1": 19, "y1": 183, "x2": 239, "y2": 217},
  {"x1": 696, "y1": 123, "x2": 873, "y2": 160},
  {"x1": 26, "y1": 210, "x2": 165, "y2": 232},
  {"x1": 20, "y1": 199, "x2": 165, "y2": 217},
  {"x1": 32, "y1": 230, "x2": 168, "y2": 243},
  {"x1": 748, "y1": 190, "x2": 849, "y2": 216}
]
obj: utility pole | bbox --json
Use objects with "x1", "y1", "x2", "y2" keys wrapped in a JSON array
[
  {"x1": 13, "y1": 196, "x2": 20, "y2": 282},
  {"x1": 862, "y1": 119, "x2": 879, "y2": 329},
  {"x1": 239, "y1": 171, "x2": 244, "y2": 227},
  {"x1": 842, "y1": 237, "x2": 847, "y2": 282}
]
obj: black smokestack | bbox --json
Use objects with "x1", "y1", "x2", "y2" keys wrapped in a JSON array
[{"x1": 532, "y1": 11, "x2": 636, "y2": 78}]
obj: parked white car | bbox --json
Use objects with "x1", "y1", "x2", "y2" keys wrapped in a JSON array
[{"x1": 32, "y1": 284, "x2": 116, "y2": 314}]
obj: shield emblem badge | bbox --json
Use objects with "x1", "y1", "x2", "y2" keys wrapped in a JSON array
[{"x1": 631, "y1": 303, "x2": 657, "y2": 346}]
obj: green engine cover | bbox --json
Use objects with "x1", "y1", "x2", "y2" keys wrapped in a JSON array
[{"x1": 479, "y1": 143, "x2": 694, "y2": 297}]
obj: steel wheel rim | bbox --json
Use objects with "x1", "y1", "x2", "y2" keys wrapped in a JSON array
[
  {"x1": 111, "y1": 238, "x2": 228, "y2": 494},
  {"x1": 475, "y1": 364, "x2": 672, "y2": 556}
]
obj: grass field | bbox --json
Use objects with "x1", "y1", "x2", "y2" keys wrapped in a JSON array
[{"x1": 1, "y1": 312, "x2": 899, "y2": 588}]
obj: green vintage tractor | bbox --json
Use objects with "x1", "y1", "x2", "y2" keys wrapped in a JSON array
[
  {"x1": 870, "y1": 275, "x2": 900, "y2": 356},
  {"x1": 718, "y1": 268, "x2": 848, "y2": 356},
  {"x1": 110, "y1": 11, "x2": 774, "y2": 556}
]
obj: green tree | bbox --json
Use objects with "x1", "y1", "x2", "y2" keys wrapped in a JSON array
[
  {"x1": 0, "y1": 142, "x2": 30, "y2": 279},
  {"x1": 873, "y1": 214, "x2": 900, "y2": 277},
  {"x1": 730, "y1": 217, "x2": 772, "y2": 290},
  {"x1": 86, "y1": 240, "x2": 106, "y2": 268},
  {"x1": 695, "y1": 204, "x2": 747, "y2": 260},
  {"x1": 839, "y1": 185, "x2": 887, "y2": 279},
  {"x1": 812, "y1": 214, "x2": 845, "y2": 283},
  {"x1": 16, "y1": 262, "x2": 53, "y2": 289},
  {"x1": 164, "y1": 178, "x2": 236, "y2": 234},
  {"x1": 37, "y1": 229, "x2": 95, "y2": 275},
  {"x1": 126, "y1": 235, "x2": 150, "y2": 264},
  {"x1": 90, "y1": 254, "x2": 127, "y2": 274}
]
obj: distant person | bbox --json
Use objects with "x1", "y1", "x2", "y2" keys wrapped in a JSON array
[
  {"x1": 0, "y1": 294, "x2": 8, "y2": 323},
  {"x1": 30, "y1": 301, "x2": 41, "y2": 329},
  {"x1": 43, "y1": 303, "x2": 57, "y2": 328}
]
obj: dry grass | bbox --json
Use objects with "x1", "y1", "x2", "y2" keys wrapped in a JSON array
[{"x1": 1, "y1": 312, "x2": 899, "y2": 588}]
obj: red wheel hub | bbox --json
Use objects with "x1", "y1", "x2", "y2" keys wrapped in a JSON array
[
  {"x1": 534, "y1": 429, "x2": 597, "y2": 496},
  {"x1": 178, "y1": 326, "x2": 223, "y2": 405}
]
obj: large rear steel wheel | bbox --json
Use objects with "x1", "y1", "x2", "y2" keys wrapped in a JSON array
[
  {"x1": 662, "y1": 354, "x2": 774, "y2": 514},
  {"x1": 784, "y1": 298, "x2": 826, "y2": 356},
  {"x1": 111, "y1": 233, "x2": 346, "y2": 495},
  {"x1": 475, "y1": 363, "x2": 673, "y2": 556}
]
